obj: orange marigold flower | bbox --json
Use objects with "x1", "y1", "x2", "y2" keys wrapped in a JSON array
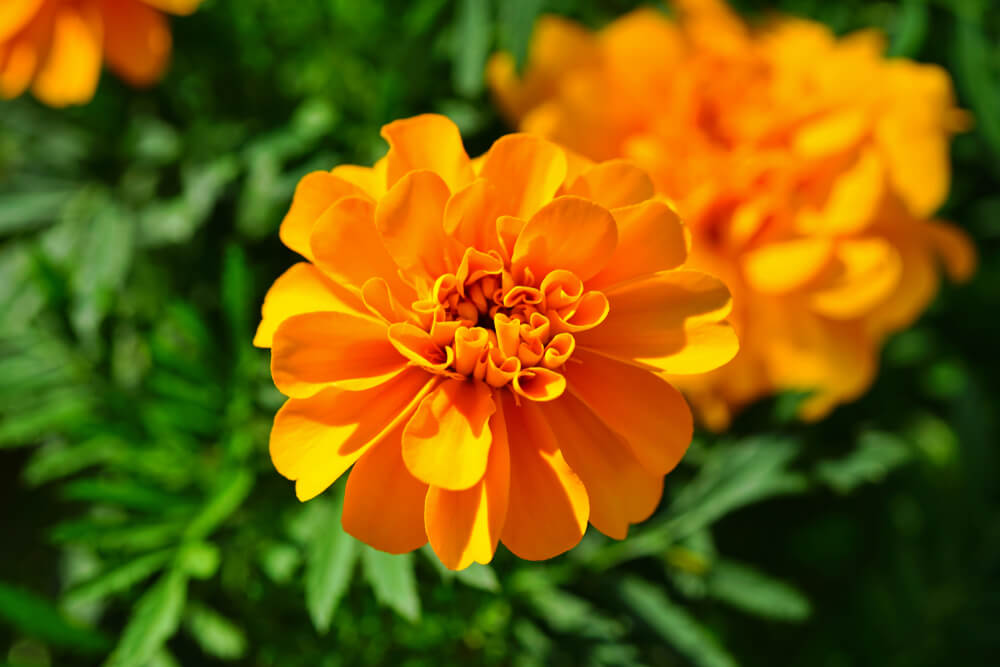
[
  {"x1": 255, "y1": 114, "x2": 738, "y2": 569},
  {"x1": 0, "y1": 0, "x2": 200, "y2": 107},
  {"x1": 488, "y1": 0, "x2": 977, "y2": 428}
]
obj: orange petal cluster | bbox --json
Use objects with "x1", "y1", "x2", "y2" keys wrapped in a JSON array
[
  {"x1": 255, "y1": 114, "x2": 738, "y2": 569},
  {"x1": 0, "y1": 0, "x2": 200, "y2": 107},
  {"x1": 488, "y1": 0, "x2": 976, "y2": 428}
]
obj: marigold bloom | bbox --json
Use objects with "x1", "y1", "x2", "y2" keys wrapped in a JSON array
[
  {"x1": 0, "y1": 0, "x2": 200, "y2": 107},
  {"x1": 255, "y1": 114, "x2": 738, "y2": 569},
  {"x1": 488, "y1": 0, "x2": 976, "y2": 429}
]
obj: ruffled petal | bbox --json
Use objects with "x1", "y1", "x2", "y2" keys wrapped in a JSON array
[
  {"x1": 512, "y1": 196, "x2": 617, "y2": 282},
  {"x1": 564, "y1": 160, "x2": 654, "y2": 209},
  {"x1": 342, "y1": 427, "x2": 429, "y2": 554},
  {"x1": 31, "y1": 3, "x2": 102, "y2": 107},
  {"x1": 424, "y1": 403, "x2": 509, "y2": 570},
  {"x1": 101, "y1": 0, "x2": 171, "y2": 86},
  {"x1": 375, "y1": 170, "x2": 451, "y2": 289},
  {"x1": 381, "y1": 114, "x2": 474, "y2": 192},
  {"x1": 587, "y1": 200, "x2": 688, "y2": 289},
  {"x1": 271, "y1": 368, "x2": 437, "y2": 501},
  {"x1": 565, "y1": 349, "x2": 692, "y2": 476},
  {"x1": 402, "y1": 378, "x2": 495, "y2": 491},
  {"x1": 253, "y1": 263, "x2": 367, "y2": 348},
  {"x1": 500, "y1": 394, "x2": 589, "y2": 560},
  {"x1": 537, "y1": 394, "x2": 663, "y2": 540},
  {"x1": 479, "y1": 134, "x2": 567, "y2": 219},
  {"x1": 280, "y1": 171, "x2": 367, "y2": 260},
  {"x1": 271, "y1": 312, "x2": 406, "y2": 397}
]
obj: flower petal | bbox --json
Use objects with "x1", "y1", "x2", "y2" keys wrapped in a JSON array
[
  {"x1": 500, "y1": 394, "x2": 589, "y2": 560},
  {"x1": 443, "y1": 178, "x2": 504, "y2": 258},
  {"x1": 0, "y1": 7, "x2": 49, "y2": 99},
  {"x1": 424, "y1": 404, "x2": 510, "y2": 570},
  {"x1": 566, "y1": 349, "x2": 692, "y2": 476},
  {"x1": 271, "y1": 369, "x2": 437, "y2": 501},
  {"x1": 343, "y1": 427, "x2": 429, "y2": 554},
  {"x1": 479, "y1": 134, "x2": 567, "y2": 219},
  {"x1": 537, "y1": 394, "x2": 663, "y2": 540},
  {"x1": 280, "y1": 171, "x2": 367, "y2": 260},
  {"x1": 253, "y1": 263, "x2": 366, "y2": 348},
  {"x1": 743, "y1": 238, "x2": 836, "y2": 294},
  {"x1": 402, "y1": 378, "x2": 495, "y2": 491},
  {"x1": 31, "y1": 4, "x2": 102, "y2": 107},
  {"x1": 375, "y1": 170, "x2": 451, "y2": 289},
  {"x1": 512, "y1": 196, "x2": 617, "y2": 282},
  {"x1": 101, "y1": 0, "x2": 171, "y2": 86},
  {"x1": 587, "y1": 200, "x2": 688, "y2": 289},
  {"x1": 564, "y1": 160, "x2": 654, "y2": 209},
  {"x1": 271, "y1": 312, "x2": 406, "y2": 397},
  {"x1": 0, "y1": 0, "x2": 43, "y2": 42},
  {"x1": 139, "y1": 0, "x2": 202, "y2": 15},
  {"x1": 310, "y1": 195, "x2": 415, "y2": 302},
  {"x1": 381, "y1": 114, "x2": 474, "y2": 192},
  {"x1": 809, "y1": 238, "x2": 902, "y2": 319},
  {"x1": 927, "y1": 221, "x2": 976, "y2": 282},
  {"x1": 331, "y1": 161, "x2": 387, "y2": 199}
]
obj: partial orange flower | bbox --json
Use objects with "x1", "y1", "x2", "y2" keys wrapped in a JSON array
[
  {"x1": 489, "y1": 0, "x2": 976, "y2": 428},
  {"x1": 0, "y1": 0, "x2": 200, "y2": 107},
  {"x1": 255, "y1": 114, "x2": 738, "y2": 569}
]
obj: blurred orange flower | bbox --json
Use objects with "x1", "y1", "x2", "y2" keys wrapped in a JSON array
[
  {"x1": 255, "y1": 114, "x2": 738, "y2": 569},
  {"x1": 489, "y1": 0, "x2": 976, "y2": 428},
  {"x1": 0, "y1": 0, "x2": 200, "y2": 107}
]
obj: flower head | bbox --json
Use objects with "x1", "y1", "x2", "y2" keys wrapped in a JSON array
[
  {"x1": 256, "y1": 114, "x2": 737, "y2": 569},
  {"x1": 0, "y1": 0, "x2": 201, "y2": 107},
  {"x1": 489, "y1": 0, "x2": 976, "y2": 428}
]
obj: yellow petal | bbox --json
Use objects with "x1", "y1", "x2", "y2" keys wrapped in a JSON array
[
  {"x1": 101, "y1": 0, "x2": 171, "y2": 87},
  {"x1": 331, "y1": 161, "x2": 386, "y2": 200},
  {"x1": 927, "y1": 221, "x2": 976, "y2": 282},
  {"x1": 512, "y1": 196, "x2": 617, "y2": 282},
  {"x1": 271, "y1": 369, "x2": 436, "y2": 501},
  {"x1": 479, "y1": 134, "x2": 567, "y2": 219},
  {"x1": 139, "y1": 0, "x2": 202, "y2": 15},
  {"x1": 876, "y1": 114, "x2": 950, "y2": 218},
  {"x1": 375, "y1": 169, "x2": 451, "y2": 289},
  {"x1": 500, "y1": 394, "x2": 589, "y2": 560},
  {"x1": 402, "y1": 378, "x2": 495, "y2": 491},
  {"x1": 564, "y1": 160, "x2": 654, "y2": 210},
  {"x1": 424, "y1": 404, "x2": 509, "y2": 570},
  {"x1": 743, "y1": 238, "x2": 836, "y2": 294},
  {"x1": 0, "y1": 0, "x2": 43, "y2": 42},
  {"x1": 280, "y1": 171, "x2": 367, "y2": 260},
  {"x1": 253, "y1": 262, "x2": 367, "y2": 348},
  {"x1": 31, "y1": 4, "x2": 102, "y2": 107},
  {"x1": 793, "y1": 107, "x2": 869, "y2": 157},
  {"x1": 381, "y1": 114, "x2": 474, "y2": 192},
  {"x1": 342, "y1": 427, "x2": 428, "y2": 553},
  {"x1": 566, "y1": 349, "x2": 692, "y2": 476},
  {"x1": 443, "y1": 178, "x2": 504, "y2": 258},
  {"x1": 809, "y1": 238, "x2": 902, "y2": 319},
  {"x1": 587, "y1": 200, "x2": 688, "y2": 289},
  {"x1": 271, "y1": 312, "x2": 405, "y2": 398},
  {"x1": 538, "y1": 394, "x2": 663, "y2": 540}
]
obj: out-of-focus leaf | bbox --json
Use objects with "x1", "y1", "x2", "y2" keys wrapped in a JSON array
[
  {"x1": 456, "y1": 563, "x2": 500, "y2": 592},
  {"x1": 0, "y1": 190, "x2": 73, "y2": 235},
  {"x1": 498, "y1": 0, "x2": 544, "y2": 69},
  {"x1": 815, "y1": 431, "x2": 913, "y2": 494},
  {"x1": 888, "y1": 0, "x2": 928, "y2": 57},
  {"x1": 221, "y1": 244, "x2": 254, "y2": 347},
  {"x1": 514, "y1": 571, "x2": 623, "y2": 641},
  {"x1": 706, "y1": 560, "x2": 811, "y2": 622},
  {"x1": 183, "y1": 468, "x2": 254, "y2": 541},
  {"x1": 620, "y1": 577, "x2": 737, "y2": 667},
  {"x1": 24, "y1": 436, "x2": 128, "y2": 486},
  {"x1": 182, "y1": 602, "x2": 248, "y2": 661},
  {"x1": 955, "y1": 15, "x2": 1000, "y2": 162},
  {"x1": 361, "y1": 547, "x2": 421, "y2": 622},
  {"x1": 61, "y1": 478, "x2": 193, "y2": 513},
  {"x1": 453, "y1": 0, "x2": 492, "y2": 97},
  {"x1": 104, "y1": 569, "x2": 188, "y2": 667},
  {"x1": 64, "y1": 549, "x2": 174, "y2": 606},
  {"x1": 138, "y1": 157, "x2": 239, "y2": 247},
  {"x1": 177, "y1": 542, "x2": 221, "y2": 580},
  {"x1": 0, "y1": 581, "x2": 109, "y2": 653},
  {"x1": 305, "y1": 495, "x2": 359, "y2": 634}
]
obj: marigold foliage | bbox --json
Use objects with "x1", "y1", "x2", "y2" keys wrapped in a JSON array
[
  {"x1": 255, "y1": 114, "x2": 738, "y2": 569},
  {"x1": 489, "y1": 0, "x2": 977, "y2": 428},
  {"x1": 0, "y1": 0, "x2": 201, "y2": 107}
]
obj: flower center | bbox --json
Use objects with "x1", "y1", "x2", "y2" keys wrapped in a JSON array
[{"x1": 386, "y1": 247, "x2": 610, "y2": 402}]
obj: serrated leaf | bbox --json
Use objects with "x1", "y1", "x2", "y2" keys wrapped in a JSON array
[
  {"x1": 305, "y1": 495, "x2": 359, "y2": 634},
  {"x1": 361, "y1": 547, "x2": 421, "y2": 622},
  {"x1": 0, "y1": 581, "x2": 109, "y2": 653},
  {"x1": 105, "y1": 569, "x2": 188, "y2": 667},
  {"x1": 620, "y1": 577, "x2": 737, "y2": 667},
  {"x1": 815, "y1": 431, "x2": 912, "y2": 494},
  {"x1": 183, "y1": 602, "x2": 248, "y2": 661},
  {"x1": 706, "y1": 560, "x2": 811, "y2": 622}
]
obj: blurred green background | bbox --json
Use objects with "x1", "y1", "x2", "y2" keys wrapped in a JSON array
[{"x1": 1, "y1": 0, "x2": 998, "y2": 665}]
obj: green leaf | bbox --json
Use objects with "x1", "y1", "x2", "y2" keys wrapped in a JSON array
[
  {"x1": 305, "y1": 495, "x2": 359, "y2": 634},
  {"x1": 61, "y1": 478, "x2": 193, "y2": 513},
  {"x1": 620, "y1": 577, "x2": 737, "y2": 667},
  {"x1": 0, "y1": 581, "x2": 109, "y2": 653},
  {"x1": 955, "y1": 15, "x2": 1000, "y2": 162},
  {"x1": 524, "y1": 584, "x2": 624, "y2": 641},
  {"x1": 183, "y1": 468, "x2": 254, "y2": 541},
  {"x1": 0, "y1": 190, "x2": 73, "y2": 235},
  {"x1": 104, "y1": 569, "x2": 188, "y2": 667},
  {"x1": 456, "y1": 563, "x2": 500, "y2": 592},
  {"x1": 888, "y1": 0, "x2": 929, "y2": 57},
  {"x1": 361, "y1": 547, "x2": 421, "y2": 622},
  {"x1": 64, "y1": 549, "x2": 174, "y2": 606},
  {"x1": 177, "y1": 542, "x2": 221, "y2": 580},
  {"x1": 706, "y1": 560, "x2": 811, "y2": 622},
  {"x1": 815, "y1": 431, "x2": 913, "y2": 494},
  {"x1": 221, "y1": 243, "x2": 254, "y2": 347},
  {"x1": 453, "y1": 0, "x2": 492, "y2": 97},
  {"x1": 182, "y1": 602, "x2": 248, "y2": 661},
  {"x1": 498, "y1": 0, "x2": 544, "y2": 69}
]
